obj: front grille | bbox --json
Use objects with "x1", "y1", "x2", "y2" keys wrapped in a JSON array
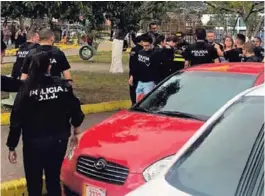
[{"x1": 76, "y1": 156, "x2": 129, "y2": 185}]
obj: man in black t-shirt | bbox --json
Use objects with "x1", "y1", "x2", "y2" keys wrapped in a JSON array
[
  {"x1": 142, "y1": 22, "x2": 160, "y2": 45},
  {"x1": 224, "y1": 34, "x2": 245, "y2": 62},
  {"x1": 131, "y1": 36, "x2": 157, "y2": 102},
  {"x1": 206, "y1": 30, "x2": 224, "y2": 61},
  {"x1": 183, "y1": 28, "x2": 219, "y2": 68},
  {"x1": 253, "y1": 37, "x2": 264, "y2": 62},
  {"x1": 11, "y1": 30, "x2": 40, "y2": 79},
  {"x1": 206, "y1": 30, "x2": 224, "y2": 51},
  {"x1": 21, "y1": 28, "x2": 71, "y2": 81}
]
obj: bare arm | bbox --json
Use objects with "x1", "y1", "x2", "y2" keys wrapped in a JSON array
[
  {"x1": 63, "y1": 69, "x2": 72, "y2": 80},
  {"x1": 20, "y1": 73, "x2": 28, "y2": 80},
  {"x1": 214, "y1": 44, "x2": 224, "y2": 57}
]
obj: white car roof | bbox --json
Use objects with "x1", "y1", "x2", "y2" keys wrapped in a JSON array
[{"x1": 245, "y1": 84, "x2": 264, "y2": 97}]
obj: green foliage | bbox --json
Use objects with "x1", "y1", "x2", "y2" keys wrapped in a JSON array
[
  {"x1": 1, "y1": 2, "x2": 84, "y2": 21},
  {"x1": 205, "y1": 1, "x2": 264, "y2": 36}
]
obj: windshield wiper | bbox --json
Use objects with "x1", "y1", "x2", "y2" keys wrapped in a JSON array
[
  {"x1": 154, "y1": 111, "x2": 207, "y2": 121},
  {"x1": 132, "y1": 106, "x2": 151, "y2": 113}
]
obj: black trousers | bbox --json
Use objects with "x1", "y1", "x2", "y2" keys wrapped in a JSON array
[
  {"x1": 129, "y1": 79, "x2": 138, "y2": 106},
  {"x1": 23, "y1": 136, "x2": 68, "y2": 196}
]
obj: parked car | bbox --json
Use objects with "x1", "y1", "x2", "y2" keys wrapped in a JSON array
[
  {"x1": 126, "y1": 84, "x2": 264, "y2": 196},
  {"x1": 61, "y1": 63, "x2": 264, "y2": 196}
]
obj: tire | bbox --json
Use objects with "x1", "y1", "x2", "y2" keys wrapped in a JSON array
[{"x1": 79, "y1": 45, "x2": 95, "y2": 60}]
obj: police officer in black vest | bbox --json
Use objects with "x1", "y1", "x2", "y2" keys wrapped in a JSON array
[
  {"x1": 183, "y1": 28, "x2": 219, "y2": 68},
  {"x1": 11, "y1": 30, "x2": 40, "y2": 79},
  {"x1": 174, "y1": 32, "x2": 189, "y2": 71},
  {"x1": 7, "y1": 51, "x2": 84, "y2": 196},
  {"x1": 21, "y1": 28, "x2": 72, "y2": 81}
]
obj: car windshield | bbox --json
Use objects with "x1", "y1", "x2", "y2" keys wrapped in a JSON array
[
  {"x1": 165, "y1": 96, "x2": 264, "y2": 196},
  {"x1": 133, "y1": 71, "x2": 256, "y2": 121}
]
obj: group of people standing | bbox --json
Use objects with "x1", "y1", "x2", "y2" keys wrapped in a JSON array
[
  {"x1": 128, "y1": 22, "x2": 264, "y2": 105},
  {"x1": 1, "y1": 28, "x2": 84, "y2": 196},
  {"x1": 2, "y1": 23, "x2": 28, "y2": 48}
]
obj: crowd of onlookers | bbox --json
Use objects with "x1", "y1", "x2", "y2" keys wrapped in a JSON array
[
  {"x1": 128, "y1": 22, "x2": 264, "y2": 104},
  {"x1": 2, "y1": 22, "x2": 28, "y2": 48}
]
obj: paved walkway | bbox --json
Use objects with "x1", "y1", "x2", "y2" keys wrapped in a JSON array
[
  {"x1": 1, "y1": 111, "x2": 117, "y2": 182},
  {"x1": 3, "y1": 41, "x2": 113, "y2": 64},
  {"x1": 70, "y1": 62, "x2": 129, "y2": 73}
]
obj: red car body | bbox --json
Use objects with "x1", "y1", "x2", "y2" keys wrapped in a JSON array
[{"x1": 61, "y1": 63, "x2": 264, "y2": 196}]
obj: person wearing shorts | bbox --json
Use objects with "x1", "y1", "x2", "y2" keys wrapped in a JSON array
[{"x1": 131, "y1": 36, "x2": 158, "y2": 102}]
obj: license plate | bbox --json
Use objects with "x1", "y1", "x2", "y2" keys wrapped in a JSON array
[{"x1": 83, "y1": 184, "x2": 106, "y2": 196}]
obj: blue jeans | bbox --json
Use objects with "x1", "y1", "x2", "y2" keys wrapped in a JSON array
[{"x1": 136, "y1": 81, "x2": 155, "y2": 101}]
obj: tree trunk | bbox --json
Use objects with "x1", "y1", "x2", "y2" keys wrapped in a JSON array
[
  {"x1": 232, "y1": 16, "x2": 239, "y2": 36},
  {"x1": 109, "y1": 28, "x2": 125, "y2": 73},
  {"x1": 19, "y1": 16, "x2": 25, "y2": 30},
  {"x1": 252, "y1": 16, "x2": 264, "y2": 37},
  {"x1": 244, "y1": 20, "x2": 251, "y2": 39}
]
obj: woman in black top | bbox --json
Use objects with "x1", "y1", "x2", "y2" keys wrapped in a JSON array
[
  {"x1": 15, "y1": 28, "x2": 27, "y2": 48},
  {"x1": 6, "y1": 51, "x2": 84, "y2": 196}
]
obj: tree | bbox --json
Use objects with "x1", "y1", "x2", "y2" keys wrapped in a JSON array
[
  {"x1": 84, "y1": 2, "x2": 144, "y2": 73},
  {"x1": 205, "y1": 1, "x2": 264, "y2": 37},
  {"x1": 1, "y1": 2, "x2": 85, "y2": 29}
]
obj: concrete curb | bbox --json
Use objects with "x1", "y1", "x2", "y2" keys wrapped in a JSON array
[
  {"x1": 1, "y1": 100, "x2": 131, "y2": 195},
  {"x1": 1, "y1": 177, "x2": 47, "y2": 195},
  {"x1": 1, "y1": 100, "x2": 131, "y2": 126}
]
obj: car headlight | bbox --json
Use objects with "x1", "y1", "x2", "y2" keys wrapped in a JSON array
[
  {"x1": 143, "y1": 155, "x2": 175, "y2": 181},
  {"x1": 66, "y1": 145, "x2": 76, "y2": 160}
]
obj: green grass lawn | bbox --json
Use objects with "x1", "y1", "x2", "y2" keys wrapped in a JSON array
[
  {"x1": 1, "y1": 51, "x2": 130, "y2": 113},
  {"x1": 67, "y1": 51, "x2": 129, "y2": 65}
]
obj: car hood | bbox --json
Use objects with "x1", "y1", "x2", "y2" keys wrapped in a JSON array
[
  {"x1": 125, "y1": 178, "x2": 189, "y2": 196},
  {"x1": 77, "y1": 110, "x2": 203, "y2": 173}
]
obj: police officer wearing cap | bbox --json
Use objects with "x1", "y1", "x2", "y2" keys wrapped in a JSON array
[
  {"x1": 11, "y1": 30, "x2": 40, "y2": 79},
  {"x1": 21, "y1": 28, "x2": 72, "y2": 81},
  {"x1": 174, "y1": 32, "x2": 189, "y2": 71},
  {"x1": 183, "y1": 28, "x2": 219, "y2": 68},
  {"x1": 129, "y1": 35, "x2": 143, "y2": 105},
  {"x1": 7, "y1": 51, "x2": 84, "y2": 196}
]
